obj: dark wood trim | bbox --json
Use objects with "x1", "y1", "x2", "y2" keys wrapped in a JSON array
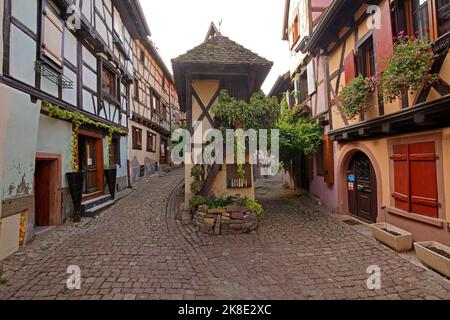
[{"x1": 2, "y1": 0, "x2": 11, "y2": 75}]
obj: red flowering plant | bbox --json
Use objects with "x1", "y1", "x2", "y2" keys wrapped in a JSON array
[
  {"x1": 379, "y1": 32, "x2": 438, "y2": 103},
  {"x1": 339, "y1": 75, "x2": 377, "y2": 120}
]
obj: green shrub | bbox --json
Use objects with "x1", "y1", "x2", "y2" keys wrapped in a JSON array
[{"x1": 189, "y1": 196, "x2": 209, "y2": 208}]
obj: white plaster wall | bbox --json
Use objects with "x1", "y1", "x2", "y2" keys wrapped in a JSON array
[
  {"x1": 36, "y1": 114, "x2": 74, "y2": 188},
  {"x1": 1, "y1": 86, "x2": 41, "y2": 201}
]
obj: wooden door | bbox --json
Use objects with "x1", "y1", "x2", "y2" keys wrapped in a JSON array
[
  {"x1": 35, "y1": 161, "x2": 51, "y2": 226},
  {"x1": 160, "y1": 138, "x2": 168, "y2": 165},
  {"x1": 85, "y1": 138, "x2": 99, "y2": 194},
  {"x1": 347, "y1": 152, "x2": 378, "y2": 223}
]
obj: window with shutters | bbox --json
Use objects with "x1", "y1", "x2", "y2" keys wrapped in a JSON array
[
  {"x1": 343, "y1": 50, "x2": 356, "y2": 85},
  {"x1": 41, "y1": 2, "x2": 64, "y2": 67},
  {"x1": 391, "y1": 141, "x2": 439, "y2": 218}
]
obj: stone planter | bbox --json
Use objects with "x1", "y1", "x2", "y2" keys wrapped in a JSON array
[
  {"x1": 371, "y1": 223, "x2": 413, "y2": 252},
  {"x1": 414, "y1": 241, "x2": 450, "y2": 278},
  {"x1": 193, "y1": 205, "x2": 258, "y2": 235}
]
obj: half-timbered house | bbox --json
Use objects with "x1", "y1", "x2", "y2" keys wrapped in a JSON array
[
  {"x1": 0, "y1": 0, "x2": 149, "y2": 259},
  {"x1": 277, "y1": 0, "x2": 336, "y2": 210},
  {"x1": 304, "y1": 0, "x2": 450, "y2": 245},
  {"x1": 129, "y1": 37, "x2": 181, "y2": 183}
]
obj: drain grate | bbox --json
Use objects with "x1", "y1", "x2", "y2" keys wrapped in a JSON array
[{"x1": 343, "y1": 219, "x2": 362, "y2": 226}]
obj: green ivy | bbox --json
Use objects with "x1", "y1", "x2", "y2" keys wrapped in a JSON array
[
  {"x1": 379, "y1": 34, "x2": 437, "y2": 103},
  {"x1": 42, "y1": 101, "x2": 127, "y2": 172},
  {"x1": 339, "y1": 75, "x2": 375, "y2": 120},
  {"x1": 277, "y1": 96, "x2": 323, "y2": 166}
]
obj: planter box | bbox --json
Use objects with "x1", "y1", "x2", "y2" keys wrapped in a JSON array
[
  {"x1": 414, "y1": 241, "x2": 450, "y2": 278},
  {"x1": 371, "y1": 223, "x2": 413, "y2": 252}
]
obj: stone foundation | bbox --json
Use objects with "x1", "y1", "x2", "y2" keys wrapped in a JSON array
[{"x1": 192, "y1": 205, "x2": 258, "y2": 235}]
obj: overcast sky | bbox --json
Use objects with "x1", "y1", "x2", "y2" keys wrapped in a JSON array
[{"x1": 139, "y1": 0, "x2": 290, "y2": 94}]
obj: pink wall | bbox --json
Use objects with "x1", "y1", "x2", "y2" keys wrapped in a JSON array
[{"x1": 309, "y1": 142, "x2": 338, "y2": 212}]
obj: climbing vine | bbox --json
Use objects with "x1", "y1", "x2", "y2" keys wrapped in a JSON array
[{"x1": 42, "y1": 101, "x2": 127, "y2": 172}]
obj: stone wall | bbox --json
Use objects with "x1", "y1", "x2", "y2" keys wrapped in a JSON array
[{"x1": 192, "y1": 205, "x2": 258, "y2": 235}]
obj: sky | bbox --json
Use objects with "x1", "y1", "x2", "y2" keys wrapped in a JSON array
[{"x1": 139, "y1": 0, "x2": 290, "y2": 94}]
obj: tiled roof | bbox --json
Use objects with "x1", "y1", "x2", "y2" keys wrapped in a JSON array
[{"x1": 172, "y1": 34, "x2": 273, "y2": 66}]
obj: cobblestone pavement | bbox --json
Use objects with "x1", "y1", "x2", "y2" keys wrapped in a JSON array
[{"x1": 0, "y1": 169, "x2": 448, "y2": 300}]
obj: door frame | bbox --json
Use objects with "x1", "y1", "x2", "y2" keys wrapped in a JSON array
[
  {"x1": 35, "y1": 153, "x2": 62, "y2": 226},
  {"x1": 347, "y1": 152, "x2": 378, "y2": 223},
  {"x1": 337, "y1": 144, "x2": 383, "y2": 223},
  {"x1": 78, "y1": 129, "x2": 105, "y2": 201}
]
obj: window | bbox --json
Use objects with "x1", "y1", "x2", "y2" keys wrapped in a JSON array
[
  {"x1": 294, "y1": 73, "x2": 309, "y2": 104},
  {"x1": 391, "y1": 142, "x2": 438, "y2": 218},
  {"x1": 102, "y1": 65, "x2": 118, "y2": 100},
  {"x1": 132, "y1": 126, "x2": 143, "y2": 150},
  {"x1": 140, "y1": 49, "x2": 145, "y2": 64},
  {"x1": 109, "y1": 138, "x2": 121, "y2": 167},
  {"x1": 134, "y1": 79, "x2": 140, "y2": 102},
  {"x1": 316, "y1": 141, "x2": 325, "y2": 177},
  {"x1": 391, "y1": 0, "x2": 430, "y2": 38},
  {"x1": 292, "y1": 15, "x2": 300, "y2": 45},
  {"x1": 42, "y1": 3, "x2": 63, "y2": 66},
  {"x1": 147, "y1": 131, "x2": 156, "y2": 152},
  {"x1": 357, "y1": 37, "x2": 376, "y2": 78},
  {"x1": 412, "y1": 0, "x2": 430, "y2": 36},
  {"x1": 162, "y1": 104, "x2": 167, "y2": 121},
  {"x1": 154, "y1": 95, "x2": 161, "y2": 113},
  {"x1": 436, "y1": 0, "x2": 450, "y2": 36}
]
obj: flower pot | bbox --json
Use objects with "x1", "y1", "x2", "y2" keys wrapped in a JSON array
[
  {"x1": 104, "y1": 168, "x2": 118, "y2": 200},
  {"x1": 414, "y1": 241, "x2": 450, "y2": 278},
  {"x1": 66, "y1": 172, "x2": 84, "y2": 222},
  {"x1": 371, "y1": 223, "x2": 413, "y2": 252}
]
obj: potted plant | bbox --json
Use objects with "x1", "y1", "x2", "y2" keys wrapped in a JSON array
[
  {"x1": 379, "y1": 33, "x2": 437, "y2": 104},
  {"x1": 104, "y1": 133, "x2": 118, "y2": 200},
  {"x1": 66, "y1": 127, "x2": 84, "y2": 223},
  {"x1": 414, "y1": 241, "x2": 450, "y2": 278},
  {"x1": 371, "y1": 223, "x2": 413, "y2": 252},
  {"x1": 339, "y1": 75, "x2": 376, "y2": 120}
]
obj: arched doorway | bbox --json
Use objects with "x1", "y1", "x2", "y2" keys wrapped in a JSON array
[{"x1": 347, "y1": 152, "x2": 378, "y2": 223}]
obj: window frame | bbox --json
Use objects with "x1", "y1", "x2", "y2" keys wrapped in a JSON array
[
  {"x1": 132, "y1": 126, "x2": 143, "y2": 150},
  {"x1": 356, "y1": 35, "x2": 376, "y2": 78},
  {"x1": 146, "y1": 131, "x2": 157, "y2": 153}
]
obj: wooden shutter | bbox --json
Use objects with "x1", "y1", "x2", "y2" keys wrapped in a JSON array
[
  {"x1": 323, "y1": 135, "x2": 335, "y2": 185},
  {"x1": 42, "y1": 6, "x2": 63, "y2": 66},
  {"x1": 409, "y1": 142, "x2": 438, "y2": 218},
  {"x1": 343, "y1": 50, "x2": 356, "y2": 85},
  {"x1": 391, "y1": 144, "x2": 410, "y2": 212}
]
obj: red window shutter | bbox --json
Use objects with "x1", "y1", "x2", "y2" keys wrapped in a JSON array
[
  {"x1": 391, "y1": 144, "x2": 410, "y2": 212},
  {"x1": 323, "y1": 135, "x2": 335, "y2": 185},
  {"x1": 409, "y1": 142, "x2": 438, "y2": 218},
  {"x1": 343, "y1": 50, "x2": 356, "y2": 85}
]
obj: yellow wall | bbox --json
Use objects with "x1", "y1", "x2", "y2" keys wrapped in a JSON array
[{"x1": 185, "y1": 80, "x2": 256, "y2": 207}]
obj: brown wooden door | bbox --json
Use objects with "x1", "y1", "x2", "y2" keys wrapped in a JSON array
[
  {"x1": 160, "y1": 138, "x2": 168, "y2": 165},
  {"x1": 85, "y1": 138, "x2": 99, "y2": 194},
  {"x1": 35, "y1": 161, "x2": 51, "y2": 226},
  {"x1": 348, "y1": 152, "x2": 378, "y2": 223}
]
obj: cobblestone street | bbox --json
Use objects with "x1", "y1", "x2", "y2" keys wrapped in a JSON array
[{"x1": 0, "y1": 169, "x2": 448, "y2": 300}]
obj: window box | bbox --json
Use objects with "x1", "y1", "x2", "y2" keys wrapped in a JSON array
[
  {"x1": 414, "y1": 241, "x2": 450, "y2": 278},
  {"x1": 371, "y1": 223, "x2": 413, "y2": 252}
]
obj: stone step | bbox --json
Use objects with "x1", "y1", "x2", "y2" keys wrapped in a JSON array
[
  {"x1": 81, "y1": 195, "x2": 111, "y2": 213},
  {"x1": 83, "y1": 200, "x2": 115, "y2": 219}
]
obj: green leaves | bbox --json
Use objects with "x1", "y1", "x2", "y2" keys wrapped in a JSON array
[
  {"x1": 277, "y1": 97, "x2": 323, "y2": 165},
  {"x1": 339, "y1": 75, "x2": 375, "y2": 120},
  {"x1": 212, "y1": 90, "x2": 280, "y2": 130}
]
